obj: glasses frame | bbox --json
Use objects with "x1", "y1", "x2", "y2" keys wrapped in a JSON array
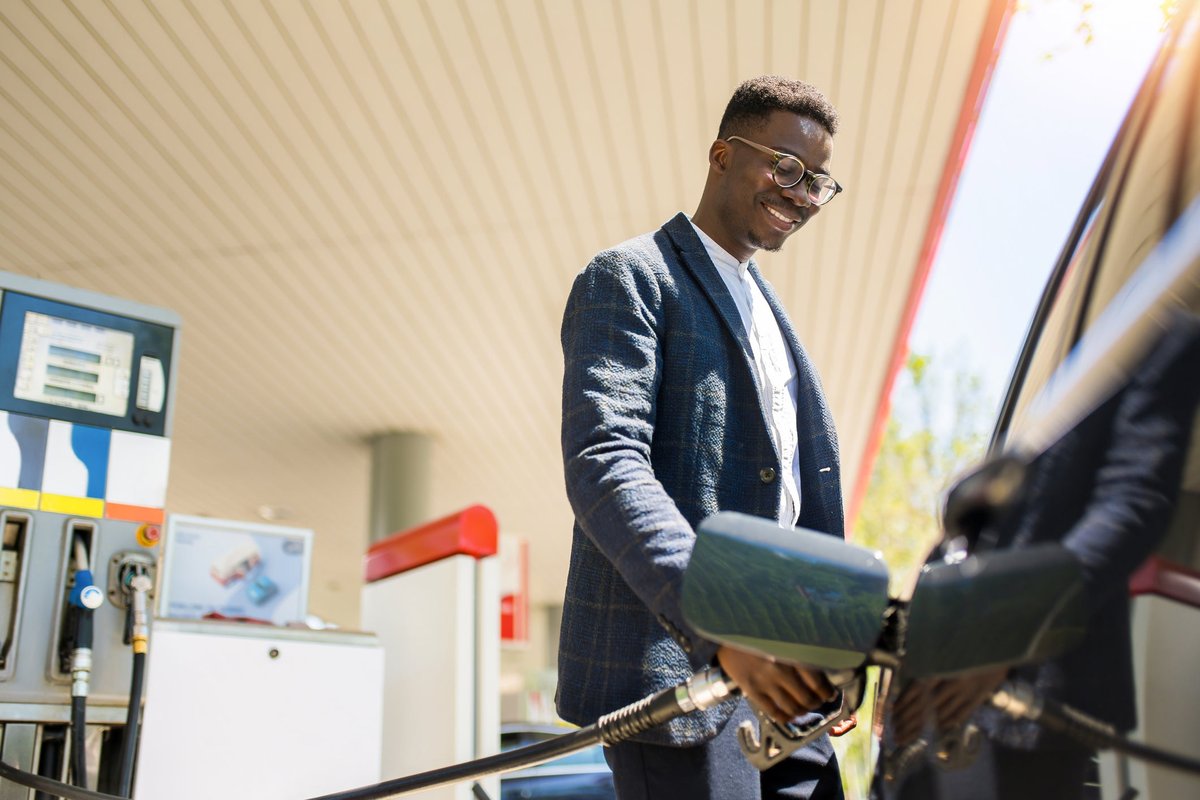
[{"x1": 725, "y1": 135, "x2": 844, "y2": 205}]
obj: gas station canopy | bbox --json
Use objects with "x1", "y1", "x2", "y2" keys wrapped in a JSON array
[{"x1": 0, "y1": 0, "x2": 1006, "y2": 622}]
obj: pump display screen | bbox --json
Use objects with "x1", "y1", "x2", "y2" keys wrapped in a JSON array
[{"x1": 13, "y1": 311, "x2": 135, "y2": 418}]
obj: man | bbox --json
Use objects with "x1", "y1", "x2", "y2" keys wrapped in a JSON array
[
  {"x1": 885, "y1": 312, "x2": 1200, "y2": 799},
  {"x1": 557, "y1": 76, "x2": 851, "y2": 799}
]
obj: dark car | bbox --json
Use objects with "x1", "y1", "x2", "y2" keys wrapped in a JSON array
[
  {"x1": 879, "y1": 5, "x2": 1200, "y2": 798},
  {"x1": 498, "y1": 723, "x2": 615, "y2": 800}
]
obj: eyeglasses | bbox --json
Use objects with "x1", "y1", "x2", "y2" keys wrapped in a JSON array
[{"x1": 725, "y1": 135, "x2": 843, "y2": 206}]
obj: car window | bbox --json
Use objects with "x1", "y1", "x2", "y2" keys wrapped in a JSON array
[
  {"x1": 499, "y1": 728, "x2": 608, "y2": 766},
  {"x1": 999, "y1": 13, "x2": 1200, "y2": 571},
  {"x1": 1082, "y1": 18, "x2": 1200, "y2": 329},
  {"x1": 999, "y1": 210, "x2": 1103, "y2": 441},
  {"x1": 500, "y1": 730, "x2": 555, "y2": 750},
  {"x1": 544, "y1": 747, "x2": 607, "y2": 766}
]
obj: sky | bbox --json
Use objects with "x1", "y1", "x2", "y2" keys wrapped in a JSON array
[{"x1": 899, "y1": 0, "x2": 1172, "y2": 427}]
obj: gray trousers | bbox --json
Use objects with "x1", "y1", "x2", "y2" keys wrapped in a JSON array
[{"x1": 603, "y1": 699, "x2": 844, "y2": 800}]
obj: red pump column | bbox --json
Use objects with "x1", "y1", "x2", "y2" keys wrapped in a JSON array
[{"x1": 361, "y1": 505, "x2": 500, "y2": 800}]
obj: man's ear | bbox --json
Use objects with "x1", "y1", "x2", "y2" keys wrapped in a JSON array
[{"x1": 709, "y1": 139, "x2": 731, "y2": 174}]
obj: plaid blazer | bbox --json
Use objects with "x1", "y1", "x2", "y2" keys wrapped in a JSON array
[{"x1": 556, "y1": 213, "x2": 845, "y2": 746}]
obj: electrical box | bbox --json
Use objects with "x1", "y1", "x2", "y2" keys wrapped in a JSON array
[{"x1": 133, "y1": 619, "x2": 383, "y2": 800}]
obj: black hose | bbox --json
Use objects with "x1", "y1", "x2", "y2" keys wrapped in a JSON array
[
  {"x1": 1036, "y1": 696, "x2": 1200, "y2": 776},
  {"x1": 307, "y1": 727, "x2": 601, "y2": 800},
  {"x1": 594, "y1": 681, "x2": 691, "y2": 743},
  {"x1": 1110, "y1": 735, "x2": 1200, "y2": 776},
  {"x1": 0, "y1": 760, "x2": 117, "y2": 800},
  {"x1": 68, "y1": 605, "x2": 94, "y2": 790},
  {"x1": 1, "y1": 668, "x2": 735, "y2": 800},
  {"x1": 69, "y1": 696, "x2": 87, "y2": 789},
  {"x1": 116, "y1": 650, "x2": 146, "y2": 797},
  {"x1": 0, "y1": 694, "x2": 674, "y2": 800},
  {"x1": 309, "y1": 674, "x2": 722, "y2": 800},
  {"x1": 990, "y1": 682, "x2": 1200, "y2": 777},
  {"x1": 4, "y1": 741, "x2": 600, "y2": 800}
]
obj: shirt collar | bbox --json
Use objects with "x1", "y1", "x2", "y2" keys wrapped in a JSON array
[{"x1": 688, "y1": 218, "x2": 750, "y2": 278}]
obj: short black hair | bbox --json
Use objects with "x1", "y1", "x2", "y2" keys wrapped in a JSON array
[{"x1": 717, "y1": 75, "x2": 839, "y2": 139}]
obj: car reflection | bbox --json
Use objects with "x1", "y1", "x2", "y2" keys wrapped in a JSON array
[{"x1": 499, "y1": 723, "x2": 615, "y2": 800}]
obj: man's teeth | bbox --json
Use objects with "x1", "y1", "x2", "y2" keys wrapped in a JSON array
[{"x1": 766, "y1": 206, "x2": 793, "y2": 224}]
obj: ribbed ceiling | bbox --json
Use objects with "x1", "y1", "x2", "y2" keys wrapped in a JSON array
[{"x1": 0, "y1": 0, "x2": 997, "y2": 624}]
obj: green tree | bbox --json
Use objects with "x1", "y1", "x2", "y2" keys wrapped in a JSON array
[
  {"x1": 856, "y1": 352, "x2": 991, "y2": 590},
  {"x1": 833, "y1": 351, "x2": 992, "y2": 797},
  {"x1": 1023, "y1": 0, "x2": 1181, "y2": 61}
]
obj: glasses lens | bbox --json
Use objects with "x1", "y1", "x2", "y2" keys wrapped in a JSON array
[
  {"x1": 773, "y1": 156, "x2": 804, "y2": 188},
  {"x1": 808, "y1": 175, "x2": 839, "y2": 205}
]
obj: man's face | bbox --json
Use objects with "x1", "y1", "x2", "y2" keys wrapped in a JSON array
[{"x1": 710, "y1": 111, "x2": 834, "y2": 261}]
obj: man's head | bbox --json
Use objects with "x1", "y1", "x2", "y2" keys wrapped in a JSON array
[
  {"x1": 693, "y1": 76, "x2": 840, "y2": 262},
  {"x1": 717, "y1": 76, "x2": 839, "y2": 141}
]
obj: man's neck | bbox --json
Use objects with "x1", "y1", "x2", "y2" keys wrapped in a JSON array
[
  {"x1": 689, "y1": 218, "x2": 747, "y2": 274},
  {"x1": 691, "y1": 206, "x2": 753, "y2": 263}
]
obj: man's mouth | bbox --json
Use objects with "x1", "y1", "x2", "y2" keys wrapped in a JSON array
[{"x1": 763, "y1": 203, "x2": 800, "y2": 230}]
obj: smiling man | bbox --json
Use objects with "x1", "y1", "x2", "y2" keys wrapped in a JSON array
[{"x1": 557, "y1": 77, "x2": 851, "y2": 799}]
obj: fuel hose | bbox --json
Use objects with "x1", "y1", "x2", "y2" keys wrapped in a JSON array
[
  {"x1": 990, "y1": 681, "x2": 1200, "y2": 776},
  {"x1": 114, "y1": 650, "x2": 146, "y2": 797},
  {"x1": 309, "y1": 665, "x2": 736, "y2": 800},
  {"x1": 69, "y1": 692, "x2": 87, "y2": 788},
  {"x1": 0, "y1": 666, "x2": 737, "y2": 800},
  {"x1": 116, "y1": 574, "x2": 153, "y2": 798},
  {"x1": 9, "y1": 672, "x2": 1200, "y2": 799}
]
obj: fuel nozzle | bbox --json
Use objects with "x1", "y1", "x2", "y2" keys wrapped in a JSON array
[
  {"x1": 939, "y1": 454, "x2": 1029, "y2": 553},
  {"x1": 67, "y1": 538, "x2": 101, "y2": 699},
  {"x1": 69, "y1": 538, "x2": 104, "y2": 611}
]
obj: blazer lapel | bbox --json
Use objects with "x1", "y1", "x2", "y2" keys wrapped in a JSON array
[
  {"x1": 661, "y1": 213, "x2": 843, "y2": 534},
  {"x1": 661, "y1": 213, "x2": 759, "y2": 378}
]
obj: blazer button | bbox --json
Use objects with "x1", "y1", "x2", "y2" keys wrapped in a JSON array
[{"x1": 759, "y1": 467, "x2": 777, "y2": 484}]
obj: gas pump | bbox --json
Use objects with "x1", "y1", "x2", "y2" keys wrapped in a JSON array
[{"x1": 0, "y1": 270, "x2": 177, "y2": 798}]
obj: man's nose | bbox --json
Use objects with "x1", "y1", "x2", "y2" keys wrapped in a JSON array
[{"x1": 781, "y1": 182, "x2": 813, "y2": 207}]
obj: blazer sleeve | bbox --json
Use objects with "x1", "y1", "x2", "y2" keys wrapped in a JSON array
[
  {"x1": 560, "y1": 252, "x2": 718, "y2": 665},
  {"x1": 1061, "y1": 313, "x2": 1200, "y2": 610}
]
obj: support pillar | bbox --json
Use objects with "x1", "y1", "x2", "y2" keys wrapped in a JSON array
[{"x1": 369, "y1": 431, "x2": 432, "y2": 543}]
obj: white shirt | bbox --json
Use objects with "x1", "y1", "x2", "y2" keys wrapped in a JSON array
[{"x1": 689, "y1": 220, "x2": 802, "y2": 526}]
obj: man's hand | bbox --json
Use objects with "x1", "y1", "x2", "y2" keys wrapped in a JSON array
[
  {"x1": 830, "y1": 714, "x2": 858, "y2": 736},
  {"x1": 717, "y1": 645, "x2": 837, "y2": 724},
  {"x1": 929, "y1": 667, "x2": 1008, "y2": 731},
  {"x1": 886, "y1": 668, "x2": 1008, "y2": 746},
  {"x1": 887, "y1": 679, "x2": 932, "y2": 746}
]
